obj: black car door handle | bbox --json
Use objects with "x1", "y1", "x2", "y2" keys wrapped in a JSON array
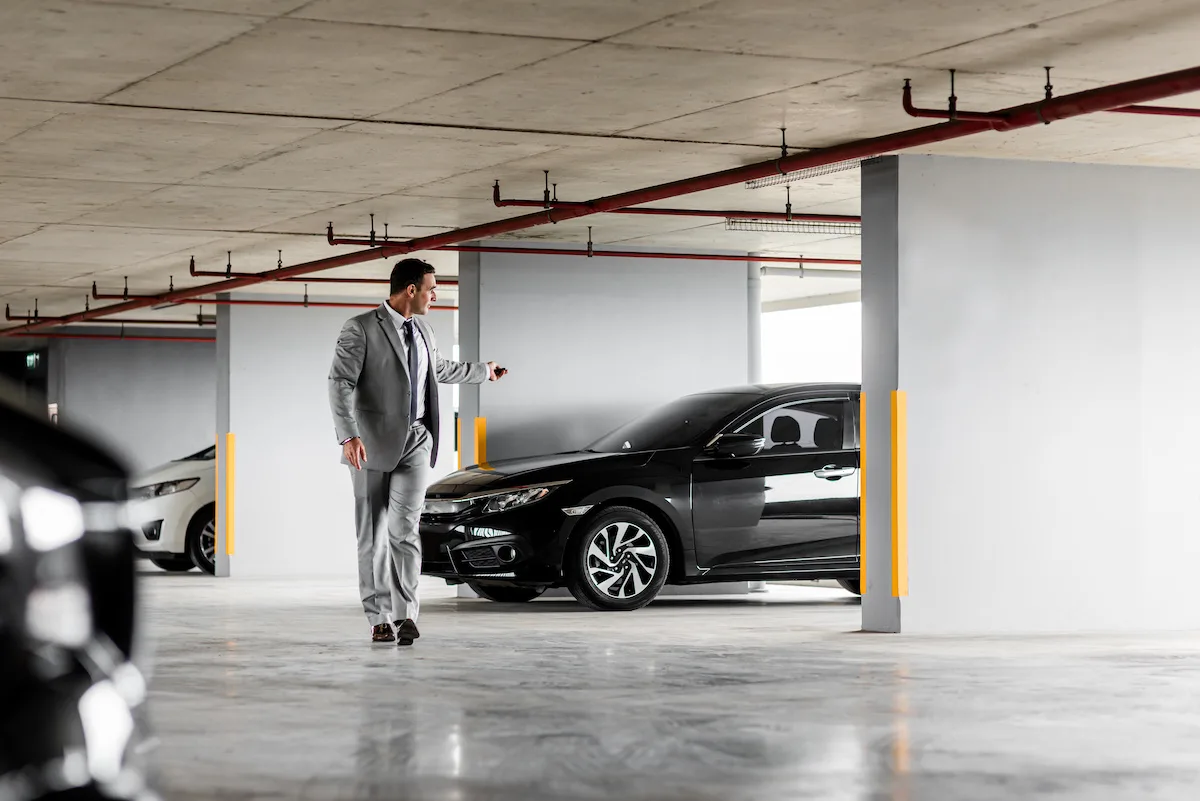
[{"x1": 814, "y1": 465, "x2": 854, "y2": 480}]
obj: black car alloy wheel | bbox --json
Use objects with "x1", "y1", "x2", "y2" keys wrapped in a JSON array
[{"x1": 567, "y1": 506, "x2": 669, "y2": 611}]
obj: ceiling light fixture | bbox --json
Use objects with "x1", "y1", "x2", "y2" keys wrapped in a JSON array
[
  {"x1": 728, "y1": 184, "x2": 862, "y2": 235},
  {"x1": 745, "y1": 157, "x2": 864, "y2": 190},
  {"x1": 725, "y1": 219, "x2": 861, "y2": 236}
]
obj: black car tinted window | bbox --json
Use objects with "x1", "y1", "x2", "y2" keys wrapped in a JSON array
[
  {"x1": 737, "y1": 400, "x2": 847, "y2": 454},
  {"x1": 586, "y1": 393, "x2": 754, "y2": 453}
]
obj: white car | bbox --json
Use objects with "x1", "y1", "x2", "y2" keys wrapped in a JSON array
[{"x1": 129, "y1": 445, "x2": 217, "y2": 573}]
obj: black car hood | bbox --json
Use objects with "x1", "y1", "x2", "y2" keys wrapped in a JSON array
[{"x1": 427, "y1": 450, "x2": 650, "y2": 498}]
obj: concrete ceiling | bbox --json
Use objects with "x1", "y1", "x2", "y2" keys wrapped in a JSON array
[{"x1": 1, "y1": 0, "x2": 1199, "y2": 322}]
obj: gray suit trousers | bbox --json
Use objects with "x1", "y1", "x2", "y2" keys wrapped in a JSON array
[{"x1": 349, "y1": 423, "x2": 432, "y2": 626}]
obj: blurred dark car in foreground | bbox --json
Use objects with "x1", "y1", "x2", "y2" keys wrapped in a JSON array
[
  {"x1": 421, "y1": 383, "x2": 862, "y2": 611},
  {"x1": 0, "y1": 383, "x2": 157, "y2": 801}
]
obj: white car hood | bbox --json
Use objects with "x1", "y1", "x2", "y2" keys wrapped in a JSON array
[{"x1": 133, "y1": 458, "x2": 214, "y2": 488}]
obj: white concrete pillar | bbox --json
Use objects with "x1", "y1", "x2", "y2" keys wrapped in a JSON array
[
  {"x1": 747, "y1": 256, "x2": 767, "y2": 594},
  {"x1": 747, "y1": 256, "x2": 762, "y2": 384},
  {"x1": 861, "y1": 154, "x2": 1200, "y2": 633}
]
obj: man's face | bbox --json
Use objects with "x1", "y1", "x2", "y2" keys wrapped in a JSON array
[{"x1": 411, "y1": 272, "x2": 437, "y2": 314}]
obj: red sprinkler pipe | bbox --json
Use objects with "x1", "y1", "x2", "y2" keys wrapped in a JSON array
[
  {"x1": 903, "y1": 76, "x2": 1200, "y2": 124},
  {"x1": 6, "y1": 64, "x2": 1200, "y2": 336},
  {"x1": 168, "y1": 299, "x2": 460, "y2": 311},
  {"x1": 186, "y1": 257, "x2": 459, "y2": 287},
  {"x1": 321, "y1": 236, "x2": 862, "y2": 265},
  {"x1": 31, "y1": 333, "x2": 215, "y2": 343},
  {"x1": 58, "y1": 318, "x2": 211, "y2": 326},
  {"x1": 445, "y1": 245, "x2": 860, "y2": 266},
  {"x1": 902, "y1": 79, "x2": 1007, "y2": 124},
  {"x1": 489, "y1": 182, "x2": 861, "y2": 224},
  {"x1": 1108, "y1": 104, "x2": 1200, "y2": 118},
  {"x1": 6, "y1": 304, "x2": 212, "y2": 325}
]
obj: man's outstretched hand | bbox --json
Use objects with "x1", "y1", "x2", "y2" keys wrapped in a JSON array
[
  {"x1": 487, "y1": 362, "x2": 508, "y2": 382},
  {"x1": 343, "y1": 437, "x2": 367, "y2": 470}
]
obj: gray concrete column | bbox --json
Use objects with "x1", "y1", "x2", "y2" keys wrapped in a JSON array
[
  {"x1": 457, "y1": 246, "x2": 482, "y2": 460},
  {"x1": 860, "y1": 157, "x2": 901, "y2": 632}
]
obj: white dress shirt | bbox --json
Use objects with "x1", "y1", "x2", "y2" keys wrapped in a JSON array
[{"x1": 384, "y1": 302, "x2": 430, "y2": 423}]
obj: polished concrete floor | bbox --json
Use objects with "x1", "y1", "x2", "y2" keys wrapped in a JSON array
[{"x1": 140, "y1": 573, "x2": 1200, "y2": 800}]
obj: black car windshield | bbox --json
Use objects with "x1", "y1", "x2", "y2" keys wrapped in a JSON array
[
  {"x1": 176, "y1": 445, "x2": 217, "y2": 461},
  {"x1": 586, "y1": 393, "x2": 753, "y2": 453}
]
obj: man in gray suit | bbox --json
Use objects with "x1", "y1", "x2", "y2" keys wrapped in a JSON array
[{"x1": 329, "y1": 258, "x2": 500, "y2": 645}]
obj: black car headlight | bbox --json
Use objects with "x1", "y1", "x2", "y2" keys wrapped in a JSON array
[
  {"x1": 423, "y1": 498, "x2": 475, "y2": 516},
  {"x1": 20, "y1": 485, "x2": 87, "y2": 553},
  {"x1": 0, "y1": 479, "x2": 94, "y2": 648},
  {"x1": 131, "y1": 478, "x2": 199, "y2": 500},
  {"x1": 0, "y1": 487, "x2": 12, "y2": 557},
  {"x1": 481, "y1": 485, "x2": 561, "y2": 514}
]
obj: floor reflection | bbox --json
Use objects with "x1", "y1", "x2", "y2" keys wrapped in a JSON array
[{"x1": 141, "y1": 580, "x2": 1200, "y2": 801}]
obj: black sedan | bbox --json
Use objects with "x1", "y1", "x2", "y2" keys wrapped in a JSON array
[{"x1": 421, "y1": 382, "x2": 862, "y2": 611}]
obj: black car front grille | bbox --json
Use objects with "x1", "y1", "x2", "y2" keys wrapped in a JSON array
[{"x1": 460, "y1": 546, "x2": 500, "y2": 568}]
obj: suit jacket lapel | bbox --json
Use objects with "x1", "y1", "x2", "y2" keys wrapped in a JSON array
[{"x1": 375, "y1": 305, "x2": 410, "y2": 381}]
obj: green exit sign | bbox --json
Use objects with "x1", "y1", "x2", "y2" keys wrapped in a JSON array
[{"x1": 26, "y1": 352, "x2": 39, "y2": 370}]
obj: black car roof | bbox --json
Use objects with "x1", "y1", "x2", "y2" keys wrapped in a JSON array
[{"x1": 695, "y1": 382, "x2": 861, "y2": 399}]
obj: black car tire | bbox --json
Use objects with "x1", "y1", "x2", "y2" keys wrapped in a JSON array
[
  {"x1": 150, "y1": 555, "x2": 195, "y2": 572},
  {"x1": 837, "y1": 578, "x2": 862, "y2": 595},
  {"x1": 566, "y1": 506, "x2": 670, "y2": 612},
  {"x1": 468, "y1": 583, "x2": 545, "y2": 603},
  {"x1": 186, "y1": 504, "x2": 217, "y2": 575}
]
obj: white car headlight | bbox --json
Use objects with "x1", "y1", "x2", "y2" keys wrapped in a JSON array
[
  {"x1": 482, "y1": 486, "x2": 558, "y2": 514},
  {"x1": 131, "y1": 478, "x2": 199, "y2": 500}
]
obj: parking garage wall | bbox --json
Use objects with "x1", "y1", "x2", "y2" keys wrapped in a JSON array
[
  {"x1": 461, "y1": 246, "x2": 750, "y2": 462},
  {"x1": 50, "y1": 335, "x2": 216, "y2": 474},
  {"x1": 225, "y1": 297, "x2": 458, "y2": 578},
  {"x1": 863, "y1": 154, "x2": 1200, "y2": 633}
]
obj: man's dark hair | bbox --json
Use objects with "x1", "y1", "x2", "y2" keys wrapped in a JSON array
[{"x1": 390, "y1": 258, "x2": 435, "y2": 295}]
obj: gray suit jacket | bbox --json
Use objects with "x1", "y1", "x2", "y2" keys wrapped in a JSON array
[{"x1": 328, "y1": 304, "x2": 488, "y2": 470}]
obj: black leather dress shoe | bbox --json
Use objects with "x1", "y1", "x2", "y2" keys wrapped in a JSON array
[
  {"x1": 371, "y1": 623, "x2": 395, "y2": 643},
  {"x1": 395, "y1": 619, "x2": 420, "y2": 646}
]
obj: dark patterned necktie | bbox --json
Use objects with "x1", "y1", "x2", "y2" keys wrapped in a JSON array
[{"x1": 403, "y1": 319, "x2": 420, "y2": 422}]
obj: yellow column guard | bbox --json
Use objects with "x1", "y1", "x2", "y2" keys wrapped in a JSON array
[
  {"x1": 859, "y1": 393, "x2": 866, "y2": 592},
  {"x1": 224, "y1": 432, "x2": 236, "y2": 556},
  {"x1": 474, "y1": 417, "x2": 491, "y2": 471},
  {"x1": 890, "y1": 391, "x2": 908, "y2": 597}
]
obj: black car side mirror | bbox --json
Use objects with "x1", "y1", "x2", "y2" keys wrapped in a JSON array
[{"x1": 709, "y1": 433, "x2": 765, "y2": 459}]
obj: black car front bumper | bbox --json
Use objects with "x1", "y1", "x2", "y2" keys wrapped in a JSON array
[{"x1": 420, "y1": 505, "x2": 580, "y2": 587}]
